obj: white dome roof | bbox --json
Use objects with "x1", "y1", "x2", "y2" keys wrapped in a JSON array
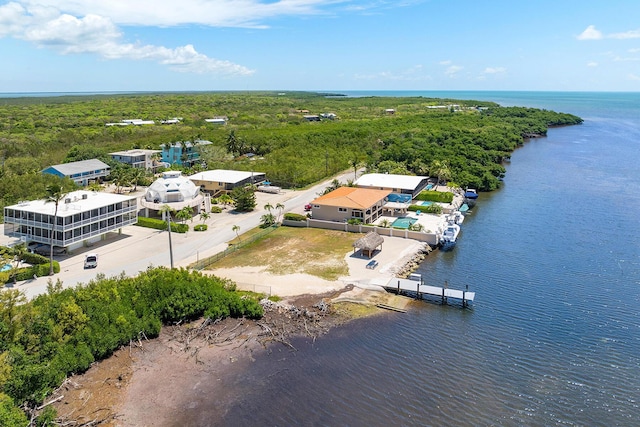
[{"x1": 145, "y1": 171, "x2": 200, "y2": 203}]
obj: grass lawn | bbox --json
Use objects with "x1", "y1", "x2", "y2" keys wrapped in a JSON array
[{"x1": 209, "y1": 227, "x2": 358, "y2": 281}]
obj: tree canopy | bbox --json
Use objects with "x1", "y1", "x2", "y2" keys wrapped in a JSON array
[{"x1": 0, "y1": 91, "x2": 583, "y2": 220}]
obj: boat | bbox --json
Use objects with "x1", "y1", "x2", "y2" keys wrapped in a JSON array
[
  {"x1": 459, "y1": 203, "x2": 470, "y2": 214},
  {"x1": 448, "y1": 211, "x2": 464, "y2": 225},
  {"x1": 463, "y1": 189, "x2": 478, "y2": 207},
  {"x1": 463, "y1": 189, "x2": 478, "y2": 199},
  {"x1": 440, "y1": 224, "x2": 460, "y2": 251}
]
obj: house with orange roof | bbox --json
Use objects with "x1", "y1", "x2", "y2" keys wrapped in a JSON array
[{"x1": 309, "y1": 187, "x2": 391, "y2": 224}]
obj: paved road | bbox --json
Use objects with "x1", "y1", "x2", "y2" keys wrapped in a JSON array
[{"x1": 2, "y1": 169, "x2": 361, "y2": 299}]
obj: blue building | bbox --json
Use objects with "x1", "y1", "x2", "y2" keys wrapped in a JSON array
[
  {"x1": 161, "y1": 140, "x2": 212, "y2": 166},
  {"x1": 42, "y1": 159, "x2": 110, "y2": 187}
]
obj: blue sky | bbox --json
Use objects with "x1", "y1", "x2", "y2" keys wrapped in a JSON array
[{"x1": 1, "y1": 0, "x2": 639, "y2": 92}]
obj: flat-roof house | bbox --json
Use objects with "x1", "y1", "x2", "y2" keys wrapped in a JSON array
[
  {"x1": 354, "y1": 173, "x2": 429, "y2": 198},
  {"x1": 310, "y1": 187, "x2": 391, "y2": 224},
  {"x1": 42, "y1": 159, "x2": 110, "y2": 187},
  {"x1": 204, "y1": 116, "x2": 228, "y2": 125},
  {"x1": 161, "y1": 139, "x2": 212, "y2": 167},
  {"x1": 3, "y1": 190, "x2": 138, "y2": 253},
  {"x1": 109, "y1": 149, "x2": 161, "y2": 171},
  {"x1": 188, "y1": 169, "x2": 266, "y2": 196}
]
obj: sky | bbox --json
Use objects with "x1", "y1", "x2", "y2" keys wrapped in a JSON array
[{"x1": 0, "y1": 0, "x2": 639, "y2": 93}]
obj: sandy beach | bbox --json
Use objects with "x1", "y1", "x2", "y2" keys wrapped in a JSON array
[{"x1": 46, "y1": 235, "x2": 428, "y2": 426}]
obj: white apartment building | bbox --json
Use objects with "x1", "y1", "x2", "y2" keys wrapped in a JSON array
[{"x1": 3, "y1": 190, "x2": 138, "y2": 253}]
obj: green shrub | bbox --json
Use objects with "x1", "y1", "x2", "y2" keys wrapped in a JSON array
[
  {"x1": 194, "y1": 224, "x2": 208, "y2": 232},
  {"x1": 21, "y1": 252, "x2": 49, "y2": 265},
  {"x1": 347, "y1": 218, "x2": 362, "y2": 225},
  {"x1": 136, "y1": 216, "x2": 167, "y2": 230},
  {"x1": 210, "y1": 206, "x2": 223, "y2": 213},
  {"x1": 284, "y1": 212, "x2": 306, "y2": 221},
  {"x1": 136, "y1": 217, "x2": 188, "y2": 233},
  {"x1": 414, "y1": 190, "x2": 453, "y2": 203},
  {"x1": 408, "y1": 204, "x2": 443, "y2": 214},
  {"x1": 171, "y1": 223, "x2": 189, "y2": 233},
  {"x1": 0, "y1": 393, "x2": 29, "y2": 427}
]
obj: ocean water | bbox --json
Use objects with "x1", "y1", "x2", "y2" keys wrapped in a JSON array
[{"x1": 217, "y1": 92, "x2": 640, "y2": 426}]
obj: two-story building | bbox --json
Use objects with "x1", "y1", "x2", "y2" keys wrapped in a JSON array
[
  {"x1": 3, "y1": 190, "x2": 138, "y2": 253},
  {"x1": 310, "y1": 187, "x2": 391, "y2": 224},
  {"x1": 109, "y1": 149, "x2": 161, "y2": 171},
  {"x1": 42, "y1": 159, "x2": 110, "y2": 187},
  {"x1": 188, "y1": 169, "x2": 266, "y2": 197},
  {"x1": 160, "y1": 140, "x2": 212, "y2": 167}
]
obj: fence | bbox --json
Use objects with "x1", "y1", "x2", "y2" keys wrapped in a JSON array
[
  {"x1": 283, "y1": 219, "x2": 439, "y2": 246},
  {"x1": 190, "y1": 225, "x2": 279, "y2": 270}
]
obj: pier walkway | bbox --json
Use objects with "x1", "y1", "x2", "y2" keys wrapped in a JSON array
[{"x1": 380, "y1": 275, "x2": 475, "y2": 308}]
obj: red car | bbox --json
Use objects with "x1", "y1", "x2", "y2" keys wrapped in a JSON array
[{"x1": 304, "y1": 204, "x2": 312, "y2": 211}]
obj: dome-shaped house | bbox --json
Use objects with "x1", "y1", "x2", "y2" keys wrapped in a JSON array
[{"x1": 140, "y1": 171, "x2": 208, "y2": 217}]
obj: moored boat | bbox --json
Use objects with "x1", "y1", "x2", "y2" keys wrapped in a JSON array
[{"x1": 440, "y1": 224, "x2": 460, "y2": 251}]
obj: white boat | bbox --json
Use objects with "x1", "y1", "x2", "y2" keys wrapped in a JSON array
[
  {"x1": 440, "y1": 224, "x2": 460, "y2": 250},
  {"x1": 448, "y1": 211, "x2": 464, "y2": 225}
]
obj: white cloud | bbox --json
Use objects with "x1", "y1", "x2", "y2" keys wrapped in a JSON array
[
  {"x1": 484, "y1": 67, "x2": 506, "y2": 74},
  {"x1": 577, "y1": 25, "x2": 602, "y2": 40},
  {"x1": 444, "y1": 65, "x2": 463, "y2": 77},
  {"x1": 439, "y1": 60, "x2": 452, "y2": 65},
  {"x1": 629, "y1": 73, "x2": 640, "y2": 81},
  {"x1": 609, "y1": 29, "x2": 640, "y2": 40},
  {"x1": 0, "y1": 2, "x2": 255, "y2": 75},
  {"x1": 578, "y1": 25, "x2": 640, "y2": 41},
  {"x1": 17, "y1": 0, "x2": 345, "y2": 27},
  {"x1": 587, "y1": 61, "x2": 598, "y2": 67}
]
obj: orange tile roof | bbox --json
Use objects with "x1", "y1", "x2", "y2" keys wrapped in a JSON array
[{"x1": 311, "y1": 187, "x2": 391, "y2": 209}]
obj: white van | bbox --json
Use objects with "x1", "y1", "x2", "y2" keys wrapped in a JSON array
[{"x1": 84, "y1": 253, "x2": 98, "y2": 269}]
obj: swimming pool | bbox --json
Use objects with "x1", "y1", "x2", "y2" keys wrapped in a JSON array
[
  {"x1": 391, "y1": 217, "x2": 417, "y2": 229},
  {"x1": 387, "y1": 193, "x2": 412, "y2": 203},
  {"x1": 415, "y1": 201, "x2": 433, "y2": 207},
  {"x1": 1, "y1": 264, "x2": 11, "y2": 272}
]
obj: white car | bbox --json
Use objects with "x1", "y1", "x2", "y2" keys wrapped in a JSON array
[{"x1": 84, "y1": 253, "x2": 98, "y2": 269}]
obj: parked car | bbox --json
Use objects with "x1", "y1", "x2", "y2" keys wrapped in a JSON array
[
  {"x1": 304, "y1": 204, "x2": 312, "y2": 211},
  {"x1": 33, "y1": 244, "x2": 67, "y2": 256},
  {"x1": 84, "y1": 253, "x2": 98, "y2": 269}
]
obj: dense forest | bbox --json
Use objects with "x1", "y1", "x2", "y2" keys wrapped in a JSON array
[{"x1": 0, "y1": 91, "x2": 582, "y2": 219}]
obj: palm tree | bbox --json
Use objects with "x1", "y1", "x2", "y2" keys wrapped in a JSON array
[
  {"x1": 176, "y1": 206, "x2": 192, "y2": 224},
  {"x1": 350, "y1": 157, "x2": 361, "y2": 180},
  {"x1": 10, "y1": 243, "x2": 26, "y2": 284},
  {"x1": 264, "y1": 203, "x2": 274, "y2": 215},
  {"x1": 218, "y1": 194, "x2": 233, "y2": 209},
  {"x1": 430, "y1": 160, "x2": 452, "y2": 190},
  {"x1": 260, "y1": 213, "x2": 276, "y2": 228},
  {"x1": 199, "y1": 211, "x2": 210, "y2": 224},
  {"x1": 275, "y1": 202, "x2": 285, "y2": 223},
  {"x1": 44, "y1": 184, "x2": 66, "y2": 276},
  {"x1": 159, "y1": 204, "x2": 175, "y2": 269},
  {"x1": 232, "y1": 225, "x2": 241, "y2": 242}
]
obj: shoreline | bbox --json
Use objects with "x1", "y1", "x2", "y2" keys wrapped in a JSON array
[{"x1": 48, "y1": 237, "x2": 429, "y2": 426}]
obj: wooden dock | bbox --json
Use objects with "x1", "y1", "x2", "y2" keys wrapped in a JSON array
[{"x1": 381, "y1": 276, "x2": 475, "y2": 308}]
